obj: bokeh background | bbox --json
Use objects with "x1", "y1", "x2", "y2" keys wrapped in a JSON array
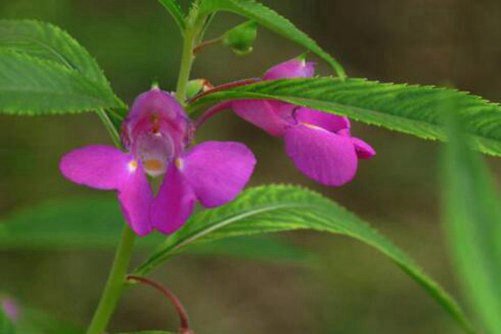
[{"x1": 1, "y1": 0, "x2": 500, "y2": 333}]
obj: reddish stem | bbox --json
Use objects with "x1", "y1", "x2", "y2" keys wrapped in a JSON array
[
  {"x1": 126, "y1": 275, "x2": 193, "y2": 334},
  {"x1": 193, "y1": 37, "x2": 223, "y2": 55},
  {"x1": 191, "y1": 78, "x2": 262, "y2": 128},
  {"x1": 189, "y1": 78, "x2": 261, "y2": 104},
  {"x1": 194, "y1": 101, "x2": 233, "y2": 128}
]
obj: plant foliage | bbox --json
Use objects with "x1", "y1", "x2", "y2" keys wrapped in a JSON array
[
  {"x1": 442, "y1": 114, "x2": 501, "y2": 333},
  {"x1": 135, "y1": 184, "x2": 474, "y2": 332},
  {"x1": 0, "y1": 20, "x2": 124, "y2": 116},
  {"x1": 198, "y1": 0, "x2": 346, "y2": 78},
  {"x1": 189, "y1": 77, "x2": 501, "y2": 156}
]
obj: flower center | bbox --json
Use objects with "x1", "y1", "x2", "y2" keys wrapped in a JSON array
[
  {"x1": 135, "y1": 132, "x2": 175, "y2": 177},
  {"x1": 143, "y1": 159, "x2": 164, "y2": 173}
]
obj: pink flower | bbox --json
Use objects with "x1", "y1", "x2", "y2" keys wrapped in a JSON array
[
  {"x1": 228, "y1": 57, "x2": 375, "y2": 186},
  {"x1": 60, "y1": 88, "x2": 256, "y2": 236},
  {"x1": 1, "y1": 297, "x2": 19, "y2": 322}
]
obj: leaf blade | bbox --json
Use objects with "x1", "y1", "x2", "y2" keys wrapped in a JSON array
[
  {"x1": 0, "y1": 307, "x2": 15, "y2": 334},
  {"x1": 198, "y1": 0, "x2": 346, "y2": 78},
  {"x1": 442, "y1": 114, "x2": 501, "y2": 333},
  {"x1": 0, "y1": 196, "x2": 312, "y2": 265},
  {"x1": 134, "y1": 184, "x2": 474, "y2": 333},
  {"x1": 158, "y1": 0, "x2": 186, "y2": 32},
  {"x1": 0, "y1": 20, "x2": 111, "y2": 90},
  {"x1": 0, "y1": 51, "x2": 122, "y2": 115},
  {"x1": 189, "y1": 77, "x2": 501, "y2": 156},
  {"x1": 0, "y1": 20, "x2": 126, "y2": 117}
]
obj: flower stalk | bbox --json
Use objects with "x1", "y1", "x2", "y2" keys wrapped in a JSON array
[{"x1": 86, "y1": 226, "x2": 136, "y2": 334}]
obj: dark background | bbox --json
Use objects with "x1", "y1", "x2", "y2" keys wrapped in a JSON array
[{"x1": 1, "y1": 0, "x2": 500, "y2": 333}]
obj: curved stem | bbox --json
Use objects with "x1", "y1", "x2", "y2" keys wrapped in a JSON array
[
  {"x1": 193, "y1": 36, "x2": 223, "y2": 55},
  {"x1": 194, "y1": 101, "x2": 232, "y2": 129},
  {"x1": 85, "y1": 226, "x2": 136, "y2": 334},
  {"x1": 127, "y1": 275, "x2": 193, "y2": 333}
]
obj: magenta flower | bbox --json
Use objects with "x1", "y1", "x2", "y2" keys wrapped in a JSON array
[
  {"x1": 229, "y1": 57, "x2": 375, "y2": 186},
  {"x1": 1, "y1": 297, "x2": 19, "y2": 322},
  {"x1": 60, "y1": 88, "x2": 256, "y2": 236}
]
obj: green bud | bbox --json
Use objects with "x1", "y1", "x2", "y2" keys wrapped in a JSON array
[
  {"x1": 223, "y1": 21, "x2": 258, "y2": 56},
  {"x1": 186, "y1": 79, "x2": 211, "y2": 99}
]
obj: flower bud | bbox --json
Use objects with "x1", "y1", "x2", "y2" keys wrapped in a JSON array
[
  {"x1": 223, "y1": 21, "x2": 258, "y2": 56},
  {"x1": 186, "y1": 79, "x2": 213, "y2": 99}
]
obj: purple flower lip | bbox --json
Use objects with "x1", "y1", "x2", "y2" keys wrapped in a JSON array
[
  {"x1": 60, "y1": 88, "x2": 256, "y2": 236},
  {"x1": 199, "y1": 56, "x2": 376, "y2": 187}
]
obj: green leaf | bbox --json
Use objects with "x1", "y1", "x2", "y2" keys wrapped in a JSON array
[
  {"x1": 0, "y1": 20, "x2": 125, "y2": 117},
  {"x1": 442, "y1": 113, "x2": 501, "y2": 333},
  {"x1": 0, "y1": 307, "x2": 15, "y2": 334},
  {"x1": 0, "y1": 51, "x2": 123, "y2": 115},
  {"x1": 0, "y1": 197, "x2": 312, "y2": 265},
  {"x1": 190, "y1": 235, "x2": 317, "y2": 265},
  {"x1": 134, "y1": 185, "x2": 474, "y2": 333},
  {"x1": 0, "y1": 20, "x2": 111, "y2": 87},
  {"x1": 15, "y1": 306, "x2": 81, "y2": 334},
  {"x1": 189, "y1": 77, "x2": 501, "y2": 157},
  {"x1": 0, "y1": 196, "x2": 137, "y2": 249},
  {"x1": 158, "y1": 0, "x2": 186, "y2": 33},
  {"x1": 198, "y1": 0, "x2": 346, "y2": 79}
]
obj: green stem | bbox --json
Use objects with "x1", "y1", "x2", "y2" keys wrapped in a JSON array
[
  {"x1": 96, "y1": 109, "x2": 121, "y2": 147},
  {"x1": 175, "y1": 26, "x2": 197, "y2": 104},
  {"x1": 175, "y1": 3, "x2": 208, "y2": 105},
  {"x1": 85, "y1": 226, "x2": 136, "y2": 334}
]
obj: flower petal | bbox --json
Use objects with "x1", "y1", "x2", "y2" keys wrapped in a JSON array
[
  {"x1": 126, "y1": 88, "x2": 189, "y2": 133},
  {"x1": 284, "y1": 125, "x2": 358, "y2": 186},
  {"x1": 123, "y1": 88, "x2": 192, "y2": 155},
  {"x1": 351, "y1": 137, "x2": 376, "y2": 159},
  {"x1": 263, "y1": 58, "x2": 315, "y2": 80},
  {"x1": 59, "y1": 145, "x2": 131, "y2": 190},
  {"x1": 1, "y1": 298, "x2": 19, "y2": 321},
  {"x1": 151, "y1": 163, "x2": 196, "y2": 235},
  {"x1": 232, "y1": 99, "x2": 290, "y2": 136},
  {"x1": 181, "y1": 141, "x2": 256, "y2": 207},
  {"x1": 294, "y1": 108, "x2": 350, "y2": 133},
  {"x1": 117, "y1": 162, "x2": 154, "y2": 236}
]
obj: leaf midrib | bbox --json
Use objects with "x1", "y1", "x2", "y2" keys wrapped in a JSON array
[{"x1": 136, "y1": 201, "x2": 320, "y2": 273}]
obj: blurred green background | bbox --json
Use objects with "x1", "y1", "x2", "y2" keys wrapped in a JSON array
[{"x1": 1, "y1": 0, "x2": 500, "y2": 333}]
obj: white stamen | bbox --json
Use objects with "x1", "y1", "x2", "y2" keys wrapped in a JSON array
[{"x1": 128, "y1": 160, "x2": 138, "y2": 172}]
